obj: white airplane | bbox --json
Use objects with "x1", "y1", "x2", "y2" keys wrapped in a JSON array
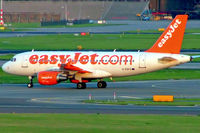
[{"x1": 1, "y1": 15, "x2": 197, "y2": 89}]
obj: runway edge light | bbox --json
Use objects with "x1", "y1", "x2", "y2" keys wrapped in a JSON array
[{"x1": 153, "y1": 95, "x2": 174, "y2": 102}]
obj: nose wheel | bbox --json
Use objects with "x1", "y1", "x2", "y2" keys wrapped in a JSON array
[
  {"x1": 77, "y1": 82, "x2": 86, "y2": 89},
  {"x1": 97, "y1": 81, "x2": 107, "y2": 88},
  {"x1": 27, "y1": 83, "x2": 33, "y2": 88},
  {"x1": 27, "y1": 76, "x2": 34, "y2": 88}
]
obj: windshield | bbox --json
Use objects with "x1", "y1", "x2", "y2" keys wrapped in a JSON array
[{"x1": 10, "y1": 58, "x2": 16, "y2": 62}]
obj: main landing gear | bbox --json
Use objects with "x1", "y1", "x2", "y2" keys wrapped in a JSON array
[
  {"x1": 76, "y1": 81, "x2": 107, "y2": 89},
  {"x1": 27, "y1": 76, "x2": 33, "y2": 88},
  {"x1": 97, "y1": 81, "x2": 107, "y2": 88},
  {"x1": 77, "y1": 82, "x2": 86, "y2": 89}
]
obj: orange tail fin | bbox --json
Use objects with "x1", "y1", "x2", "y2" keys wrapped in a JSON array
[{"x1": 145, "y1": 15, "x2": 188, "y2": 54}]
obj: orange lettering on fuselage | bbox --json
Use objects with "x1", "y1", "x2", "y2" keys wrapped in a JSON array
[
  {"x1": 39, "y1": 55, "x2": 48, "y2": 64},
  {"x1": 72, "y1": 53, "x2": 81, "y2": 64},
  {"x1": 50, "y1": 55, "x2": 58, "y2": 64},
  {"x1": 59, "y1": 55, "x2": 70, "y2": 64},
  {"x1": 29, "y1": 53, "x2": 133, "y2": 65},
  {"x1": 90, "y1": 54, "x2": 99, "y2": 64},
  {"x1": 110, "y1": 55, "x2": 119, "y2": 65},
  {"x1": 79, "y1": 55, "x2": 89, "y2": 64},
  {"x1": 29, "y1": 55, "x2": 39, "y2": 64}
]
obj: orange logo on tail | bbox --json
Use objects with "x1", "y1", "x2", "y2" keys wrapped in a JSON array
[{"x1": 158, "y1": 19, "x2": 181, "y2": 48}]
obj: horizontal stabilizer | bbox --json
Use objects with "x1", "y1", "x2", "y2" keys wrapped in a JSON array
[{"x1": 191, "y1": 55, "x2": 200, "y2": 60}]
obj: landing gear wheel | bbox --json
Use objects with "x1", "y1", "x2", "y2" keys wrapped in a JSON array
[
  {"x1": 27, "y1": 83, "x2": 33, "y2": 88},
  {"x1": 97, "y1": 81, "x2": 107, "y2": 88},
  {"x1": 77, "y1": 83, "x2": 86, "y2": 89}
]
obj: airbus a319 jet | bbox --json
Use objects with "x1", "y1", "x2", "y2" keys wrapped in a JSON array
[{"x1": 2, "y1": 15, "x2": 198, "y2": 89}]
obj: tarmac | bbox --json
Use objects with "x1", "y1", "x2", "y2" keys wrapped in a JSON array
[
  {"x1": 17, "y1": 20, "x2": 200, "y2": 33},
  {"x1": 0, "y1": 80, "x2": 200, "y2": 114},
  {"x1": 0, "y1": 60, "x2": 200, "y2": 114}
]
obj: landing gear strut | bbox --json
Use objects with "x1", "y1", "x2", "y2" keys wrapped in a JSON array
[
  {"x1": 27, "y1": 76, "x2": 33, "y2": 88},
  {"x1": 97, "y1": 81, "x2": 107, "y2": 88},
  {"x1": 77, "y1": 82, "x2": 86, "y2": 89}
]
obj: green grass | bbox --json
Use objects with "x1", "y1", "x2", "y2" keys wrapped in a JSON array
[
  {"x1": 9, "y1": 22, "x2": 41, "y2": 28},
  {"x1": 185, "y1": 28, "x2": 200, "y2": 33},
  {"x1": 84, "y1": 98, "x2": 200, "y2": 106},
  {"x1": 7, "y1": 23, "x2": 120, "y2": 28},
  {"x1": 0, "y1": 54, "x2": 14, "y2": 60},
  {"x1": 0, "y1": 28, "x2": 31, "y2": 32},
  {"x1": 112, "y1": 69, "x2": 200, "y2": 81},
  {"x1": 1, "y1": 68, "x2": 200, "y2": 84},
  {"x1": 0, "y1": 34, "x2": 199, "y2": 50},
  {"x1": 0, "y1": 114, "x2": 199, "y2": 133},
  {"x1": 0, "y1": 68, "x2": 33, "y2": 84},
  {"x1": 42, "y1": 23, "x2": 121, "y2": 28},
  {"x1": 191, "y1": 58, "x2": 200, "y2": 63}
]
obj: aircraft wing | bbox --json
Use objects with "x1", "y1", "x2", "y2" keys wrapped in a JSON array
[
  {"x1": 58, "y1": 62, "x2": 92, "y2": 73},
  {"x1": 45, "y1": 62, "x2": 111, "y2": 78}
]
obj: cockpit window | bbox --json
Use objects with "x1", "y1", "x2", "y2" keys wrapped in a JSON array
[{"x1": 10, "y1": 58, "x2": 16, "y2": 62}]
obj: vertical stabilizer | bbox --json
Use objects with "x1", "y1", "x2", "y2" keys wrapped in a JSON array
[{"x1": 145, "y1": 15, "x2": 188, "y2": 54}]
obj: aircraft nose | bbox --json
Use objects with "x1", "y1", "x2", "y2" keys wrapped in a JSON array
[{"x1": 2, "y1": 62, "x2": 9, "y2": 73}]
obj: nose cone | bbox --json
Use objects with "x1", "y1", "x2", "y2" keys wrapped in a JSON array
[{"x1": 2, "y1": 62, "x2": 9, "y2": 73}]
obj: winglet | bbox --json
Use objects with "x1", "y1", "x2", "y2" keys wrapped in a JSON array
[{"x1": 145, "y1": 15, "x2": 188, "y2": 54}]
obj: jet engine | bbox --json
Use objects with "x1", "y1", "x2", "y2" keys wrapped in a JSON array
[{"x1": 37, "y1": 71, "x2": 67, "y2": 85}]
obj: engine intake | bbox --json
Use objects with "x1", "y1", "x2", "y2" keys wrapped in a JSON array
[{"x1": 38, "y1": 71, "x2": 67, "y2": 85}]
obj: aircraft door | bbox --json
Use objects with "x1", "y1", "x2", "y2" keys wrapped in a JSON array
[
  {"x1": 21, "y1": 55, "x2": 28, "y2": 68},
  {"x1": 139, "y1": 54, "x2": 146, "y2": 68}
]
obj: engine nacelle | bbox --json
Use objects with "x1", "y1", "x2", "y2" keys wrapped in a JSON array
[{"x1": 38, "y1": 71, "x2": 67, "y2": 85}]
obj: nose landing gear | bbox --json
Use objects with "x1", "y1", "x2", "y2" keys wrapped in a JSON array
[{"x1": 27, "y1": 76, "x2": 33, "y2": 88}]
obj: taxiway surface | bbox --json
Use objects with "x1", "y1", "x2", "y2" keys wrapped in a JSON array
[
  {"x1": 0, "y1": 80, "x2": 200, "y2": 115},
  {"x1": 1, "y1": 20, "x2": 200, "y2": 37}
]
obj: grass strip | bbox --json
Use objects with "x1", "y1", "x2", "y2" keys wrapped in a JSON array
[
  {"x1": 84, "y1": 98, "x2": 200, "y2": 106},
  {"x1": 7, "y1": 23, "x2": 120, "y2": 28},
  {"x1": 111, "y1": 69, "x2": 200, "y2": 81},
  {"x1": 0, "y1": 54, "x2": 14, "y2": 60},
  {"x1": 0, "y1": 28, "x2": 31, "y2": 32},
  {"x1": 0, "y1": 114, "x2": 200, "y2": 133},
  {"x1": 0, "y1": 68, "x2": 31, "y2": 84},
  {"x1": 0, "y1": 34, "x2": 199, "y2": 50}
]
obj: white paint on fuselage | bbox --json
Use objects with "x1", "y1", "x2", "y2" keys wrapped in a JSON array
[{"x1": 2, "y1": 51, "x2": 191, "y2": 78}]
